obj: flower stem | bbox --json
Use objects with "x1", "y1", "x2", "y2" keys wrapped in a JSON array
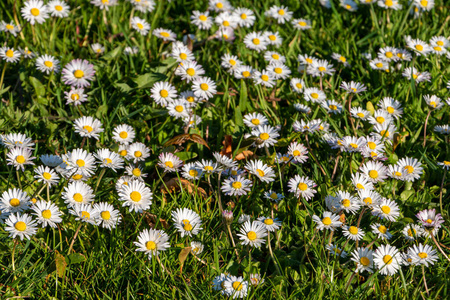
[
  {"x1": 16, "y1": 170, "x2": 22, "y2": 189},
  {"x1": 430, "y1": 231, "x2": 450, "y2": 262},
  {"x1": 0, "y1": 63, "x2": 7, "y2": 93},
  {"x1": 68, "y1": 223, "x2": 83, "y2": 254},
  {"x1": 226, "y1": 224, "x2": 240, "y2": 261},
  {"x1": 439, "y1": 169, "x2": 447, "y2": 217},
  {"x1": 423, "y1": 110, "x2": 432, "y2": 147},
  {"x1": 12, "y1": 239, "x2": 18, "y2": 281},
  {"x1": 267, "y1": 232, "x2": 281, "y2": 275},
  {"x1": 94, "y1": 168, "x2": 106, "y2": 194},
  {"x1": 345, "y1": 271, "x2": 357, "y2": 292},
  {"x1": 422, "y1": 265, "x2": 429, "y2": 296}
]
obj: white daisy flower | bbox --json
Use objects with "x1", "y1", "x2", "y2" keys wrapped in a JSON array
[
  {"x1": 407, "y1": 38, "x2": 431, "y2": 56},
  {"x1": 209, "y1": 0, "x2": 231, "y2": 12},
  {"x1": 47, "y1": 0, "x2": 70, "y2": 18},
  {"x1": 369, "y1": 58, "x2": 389, "y2": 71},
  {"x1": 287, "y1": 142, "x2": 308, "y2": 163},
  {"x1": 215, "y1": 27, "x2": 235, "y2": 43},
  {"x1": 128, "y1": 142, "x2": 150, "y2": 163},
  {"x1": 221, "y1": 53, "x2": 242, "y2": 70},
  {"x1": 322, "y1": 99, "x2": 343, "y2": 114},
  {"x1": 267, "y1": 62, "x2": 291, "y2": 80},
  {"x1": 94, "y1": 202, "x2": 121, "y2": 230},
  {"x1": 192, "y1": 77, "x2": 217, "y2": 100},
  {"x1": 69, "y1": 204, "x2": 99, "y2": 225},
  {"x1": 292, "y1": 18, "x2": 311, "y2": 30},
  {"x1": 234, "y1": 65, "x2": 254, "y2": 80},
  {"x1": 64, "y1": 88, "x2": 88, "y2": 106},
  {"x1": 351, "y1": 172, "x2": 374, "y2": 191},
  {"x1": 6, "y1": 147, "x2": 36, "y2": 171},
  {"x1": 264, "y1": 31, "x2": 283, "y2": 46},
  {"x1": 256, "y1": 216, "x2": 281, "y2": 232},
  {"x1": 303, "y1": 87, "x2": 326, "y2": 103},
  {"x1": 250, "y1": 125, "x2": 280, "y2": 148},
  {"x1": 91, "y1": 43, "x2": 105, "y2": 54},
  {"x1": 373, "y1": 244, "x2": 401, "y2": 275},
  {"x1": 118, "y1": 180, "x2": 152, "y2": 213},
  {"x1": 62, "y1": 148, "x2": 96, "y2": 177},
  {"x1": 21, "y1": 0, "x2": 49, "y2": 25},
  {"x1": 263, "y1": 190, "x2": 284, "y2": 203},
  {"x1": 377, "y1": 0, "x2": 402, "y2": 10},
  {"x1": 112, "y1": 124, "x2": 135, "y2": 145},
  {"x1": 223, "y1": 275, "x2": 249, "y2": 299},
  {"x1": 396, "y1": 157, "x2": 423, "y2": 182},
  {"x1": 215, "y1": 11, "x2": 238, "y2": 30},
  {"x1": 290, "y1": 78, "x2": 305, "y2": 93},
  {"x1": 409, "y1": 243, "x2": 438, "y2": 267},
  {"x1": 40, "y1": 154, "x2": 63, "y2": 168},
  {"x1": 287, "y1": 175, "x2": 317, "y2": 201},
  {"x1": 372, "y1": 198, "x2": 400, "y2": 222},
  {"x1": 312, "y1": 211, "x2": 342, "y2": 231},
  {"x1": 153, "y1": 28, "x2": 177, "y2": 42},
  {"x1": 326, "y1": 244, "x2": 348, "y2": 258},
  {"x1": 213, "y1": 152, "x2": 238, "y2": 169},
  {"x1": 265, "y1": 5, "x2": 293, "y2": 24},
  {"x1": 371, "y1": 223, "x2": 393, "y2": 240},
  {"x1": 340, "y1": 81, "x2": 367, "y2": 94},
  {"x1": 0, "y1": 188, "x2": 30, "y2": 214},
  {"x1": 424, "y1": 94, "x2": 444, "y2": 110},
  {"x1": 151, "y1": 81, "x2": 177, "y2": 107},
  {"x1": 31, "y1": 200, "x2": 62, "y2": 228},
  {"x1": 350, "y1": 107, "x2": 370, "y2": 120},
  {"x1": 191, "y1": 11, "x2": 213, "y2": 30},
  {"x1": 36, "y1": 54, "x2": 60, "y2": 74},
  {"x1": 307, "y1": 59, "x2": 335, "y2": 77},
  {"x1": 237, "y1": 220, "x2": 267, "y2": 248},
  {"x1": 402, "y1": 224, "x2": 423, "y2": 241},
  {"x1": 167, "y1": 99, "x2": 191, "y2": 119},
  {"x1": 243, "y1": 113, "x2": 268, "y2": 129},
  {"x1": 74, "y1": 116, "x2": 104, "y2": 140},
  {"x1": 360, "y1": 161, "x2": 388, "y2": 183},
  {"x1": 351, "y1": 247, "x2": 374, "y2": 273},
  {"x1": 191, "y1": 241, "x2": 204, "y2": 255},
  {"x1": 62, "y1": 181, "x2": 94, "y2": 207},
  {"x1": 1, "y1": 133, "x2": 35, "y2": 150},
  {"x1": 182, "y1": 163, "x2": 203, "y2": 180},
  {"x1": 334, "y1": 191, "x2": 361, "y2": 214},
  {"x1": 331, "y1": 52, "x2": 350, "y2": 67},
  {"x1": 233, "y1": 7, "x2": 255, "y2": 27},
  {"x1": 157, "y1": 152, "x2": 183, "y2": 172},
  {"x1": 0, "y1": 21, "x2": 20, "y2": 37},
  {"x1": 34, "y1": 165, "x2": 60, "y2": 187},
  {"x1": 172, "y1": 208, "x2": 203, "y2": 237},
  {"x1": 134, "y1": 228, "x2": 170, "y2": 260},
  {"x1": 252, "y1": 70, "x2": 276, "y2": 88},
  {"x1": 243, "y1": 31, "x2": 268, "y2": 52},
  {"x1": 378, "y1": 97, "x2": 403, "y2": 119},
  {"x1": 221, "y1": 175, "x2": 252, "y2": 196},
  {"x1": 195, "y1": 159, "x2": 217, "y2": 174},
  {"x1": 61, "y1": 59, "x2": 96, "y2": 88},
  {"x1": 131, "y1": 16, "x2": 150, "y2": 36},
  {"x1": 5, "y1": 213, "x2": 38, "y2": 240},
  {"x1": 94, "y1": 148, "x2": 124, "y2": 172}
]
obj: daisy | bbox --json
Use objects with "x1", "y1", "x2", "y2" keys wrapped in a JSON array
[
  {"x1": 395, "y1": 49, "x2": 412, "y2": 61},
  {"x1": 372, "y1": 123, "x2": 397, "y2": 142},
  {"x1": 341, "y1": 0, "x2": 358, "y2": 11},
  {"x1": 267, "y1": 62, "x2": 291, "y2": 80},
  {"x1": 19, "y1": 47, "x2": 36, "y2": 59},
  {"x1": 434, "y1": 125, "x2": 450, "y2": 135},
  {"x1": 69, "y1": 204, "x2": 99, "y2": 225},
  {"x1": 182, "y1": 163, "x2": 203, "y2": 180},
  {"x1": 151, "y1": 81, "x2": 177, "y2": 107},
  {"x1": 0, "y1": 21, "x2": 20, "y2": 37},
  {"x1": 322, "y1": 100, "x2": 343, "y2": 114},
  {"x1": 326, "y1": 244, "x2": 348, "y2": 258},
  {"x1": 213, "y1": 273, "x2": 229, "y2": 294},
  {"x1": 34, "y1": 165, "x2": 60, "y2": 187},
  {"x1": 331, "y1": 53, "x2": 351, "y2": 67},
  {"x1": 128, "y1": 142, "x2": 151, "y2": 163},
  {"x1": 303, "y1": 87, "x2": 326, "y2": 103},
  {"x1": 62, "y1": 181, "x2": 94, "y2": 207},
  {"x1": 298, "y1": 54, "x2": 317, "y2": 65},
  {"x1": 372, "y1": 198, "x2": 400, "y2": 222},
  {"x1": 407, "y1": 39, "x2": 431, "y2": 56},
  {"x1": 334, "y1": 191, "x2": 361, "y2": 214},
  {"x1": 243, "y1": 113, "x2": 268, "y2": 129},
  {"x1": 131, "y1": 17, "x2": 150, "y2": 36},
  {"x1": 40, "y1": 154, "x2": 63, "y2": 167},
  {"x1": 253, "y1": 70, "x2": 276, "y2": 88},
  {"x1": 287, "y1": 175, "x2": 317, "y2": 200},
  {"x1": 370, "y1": 58, "x2": 390, "y2": 71},
  {"x1": 292, "y1": 18, "x2": 311, "y2": 30},
  {"x1": 21, "y1": 0, "x2": 49, "y2": 25},
  {"x1": 172, "y1": 208, "x2": 203, "y2": 237},
  {"x1": 340, "y1": 81, "x2": 367, "y2": 94},
  {"x1": 409, "y1": 244, "x2": 438, "y2": 267},
  {"x1": 350, "y1": 107, "x2": 370, "y2": 120},
  {"x1": 131, "y1": 0, "x2": 155, "y2": 13},
  {"x1": 290, "y1": 78, "x2": 305, "y2": 94},
  {"x1": 125, "y1": 165, "x2": 147, "y2": 181},
  {"x1": 396, "y1": 157, "x2": 423, "y2": 182},
  {"x1": 351, "y1": 248, "x2": 374, "y2": 273},
  {"x1": 112, "y1": 124, "x2": 135, "y2": 145},
  {"x1": 249, "y1": 274, "x2": 264, "y2": 287},
  {"x1": 31, "y1": 200, "x2": 62, "y2": 228},
  {"x1": 265, "y1": 5, "x2": 293, "y2": 24},
  {"x1": 424, "y1": 94, "x2": 444, "y2": 110},
  {"x1": 245, "y1": 160, "x2": 275, "y2": 183},
  {"x1": 153, "y1": 28, "x2": 176, "y2": 42},
  {"x1": 233, "y1": 8, "x2": 255, "y2": 27},
  {"x1": 5, "y1": 213, "x2": 38, "y2": 240},
  {"x1": 351, "y1": 172, "x2": 374, "y2": 191},
  {"x1": 6, "y1": 147, "x2": 36, "y2": 171},
  {"x1": 171, "y1": 45, "x2": 194, "y2": 65},
  {"x1": 429, "y1": 36, "x2": 449, "y2": 49},
  {"x1": 373, "y1": 244, "x2": 401, "y2": 275},
  {"x1": 191, "y1": 241, "x2": 204, "y2": 255},
  {"x1": 94, "y1": 202, "x2": 121, "y2": 230},
  {"x1": 94, "y1": 148, "x2": 124, "y2": 172},
  {"x1": 74, "y1": 116, "x2": 104, "y2": 140},
  {"x1": 0, "y1": 47, "x2": 21, "y2": 63},
  {"x1": 414, "y1": 0, "x2": 435, "y2": 11},
  {"x1": 221, "y1": 53, "x2": 242, "y2": 70},
  {"x1": 215, "y1": 11, "x2": 238, "y2": 29},
  {"x1": 293, "y1": 120, "x2": 319, "y2": 134},
  {"x1": 0, "y1": 188, "x2": 31, "y2": 214},
  {"x1": 275, "y1": 153, "x2": 293, "y2": 164},
  {"x1": 157, "y1": 152, "x2": 183, "y2": 172},
  {"x1": 221, "y1": 175, "x2": 252, "y2": 196},
  {"x1": 368, "y1": 109, "x2": 393, "y2": 126},
  {"x1": 360, "y1": 161, "x2": 388, "y2": 183},
  {"x1": 263, "y1": 191, "x2": 284, "y2": 203},
  {"x1": 118, "y1": 180, "x2": 152, "y2": 213},
  {"x1": 36, "y1": 54, "x2": 60, "y2": 74},
  {"x1": 416, "y1": 208, "x2": 445, "y2": 229},
  {"x1": 402, "y1": 224, "x2": 422, "y2": 241},
  {"x1": 64, "y1": 88, "x2": 88, "y2": 105},
  {"x1": 233, "y1": 65, "x2": 253, "y2": 80},
  {"x1": 178, "y1": 60, "x2": 205, "y2": 83},
  {"x1": 215, "y1": 27, "x2": 235, "y2": 42},
  {"x1": 308, "y1": 59, "x2": 335, "y2": 77},
  {"x1": 287, "y1": 142, "x2": 309, "y2": 163},
  {"x1": 243, "y1": 32, "x2": 268, "y2": 52},
  {"x1": 237, "y1": 220, "x2": 267, "y2": 248},
  {"x1": 402, "y1": 67, "x2": 431, "y2": 82},
  {"x1": 223, "y1": 276, "x2": 249, "y2": 299},
  {"x1": 124, "y1": 46, "x2": 139, "y2": 55},
  {"x1": 378, "y1": 47, "x2": 400, "y2": 62},
  {"x1": 134, "y1": 228, "x2": 170, "y2": 259},
  {"x1": 264, "y1": 31, "x2": 283, "y2": 47},
  {"x1": 378, "y1": 97, "x2": 403, "y2": 119},
  {"x1": 371, "y1": 223, "x2": 393, "y2": 240},
  {"x1": 256, "y1": 216, "x2": 281, "y2": 232},
  {"x1": 377, "y1": 0, "x2": 402, "y2": 10},
  {"x1": 437, "y1": 161, "x2": 450, "y2": 170},
  {"x1": 91, "y1": 43, "x2": 105, "y2": 54},
  {"x1": 191, "y1": 11, "x2": 213, "y2": 30},
  {"x1": 192, "y1": 77, "x2": 217, "y2": 100},
  {"x1": 193, "y1": 160, "x2": 217, "y2": 175},
  {"x1": 167, "y1": 99, "x2": 190, "y2": 119},
  {"x1": 62, "y1": 148, "x2": 96, "y2": 177},
  {"x1": 1, "y1": 133, "x2": 34, "y2": 150},
  {"x1": 251, "y1": 125, "x2": 279, "y2": 148},
  {"x1": 213, "y1": 152, "x2": 238, "y2": 169},
  {"x1": 209, "y1": 0, "x2": 231, "y2": 12},
  {"x1": 61, "y1": 59, "x2": 96, "y2": 88},
  {"x1": 47, "y1": 0, "x2": 70, "y2": 18},
  {"x1": 312, "y1": 211, "x2": 342, "y2": 231}
]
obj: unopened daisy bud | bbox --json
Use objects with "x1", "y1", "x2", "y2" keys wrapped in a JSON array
[{"x1": 222, "y1": 210, "x2": 233, "y2": 225}]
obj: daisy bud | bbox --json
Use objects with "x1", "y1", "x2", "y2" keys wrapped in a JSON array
[{"x1": 222, "y1": 210, "x2": 233, "y2": 225}]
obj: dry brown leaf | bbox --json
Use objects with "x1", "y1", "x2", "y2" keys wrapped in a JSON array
[
  {"x1": 220, "y1": 135, "x2": 233, "y2": 158},
  {"x1": 161, "y1": 178, "x2": 207, "y2": 198},
  {"x1": 179, "y1": 247, "x2": 191, "y2": 273},
  {"x1": 235, "y1": 150, "x2": 254, "y2": 160}
]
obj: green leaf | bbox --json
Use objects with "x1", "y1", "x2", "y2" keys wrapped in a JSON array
[
  {"x1": 29, "y1": 76, "x2": 46, "y2": 97},
  {"x1": 102, "y1": 46, "x2": 122, "y2": 61},
  {"x1": 400, "y1": 190, "x2": 415, "y2": 201},
  {"x1": 178, "y1": 247, "x2": 191, "y2": 273},
  {"x1": 115, "y1": 82, "x2": 133, "y2": 93},
  {"x1": 66, "y1": 253, "x2": 86, "y2": 265},
  {"x1": 55, "y1": 251, "x2": 67, "y2": 278},
  {"x1": 133, "y1": 72, "x2": 167, "y2": 89},
  {"x1": 174, "y1": 151, "x2": 198, "y2": 161}
]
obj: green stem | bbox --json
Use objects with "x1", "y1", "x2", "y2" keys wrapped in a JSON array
[
  {"x1": 94, "y1": 168, "x2": 106, "y2": 194},
  {"x1": 16, "y1": 170, "x2": 22, "y2": 189},
  {"x1": 439, "y1": 169, "x2": 447, "y2": 217},
  {"x1": 0, "y1": 63, "x2": 7, "y2": 93}
]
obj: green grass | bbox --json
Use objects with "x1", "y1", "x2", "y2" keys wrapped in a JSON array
[{"x1": 1, "y1": 0, "x2": 450, "y2": 298}]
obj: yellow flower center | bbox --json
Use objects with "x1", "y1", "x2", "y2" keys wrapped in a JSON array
[
  {"x1": 274, "y1": 67, "x2": 282, "y2": 74},
  {"x1": 385, "y1": 51, "x2": 393, "y2": 58},
  {"x1": 186, "y1": 67, "x2": 196, "y2": 76},
  {"x1": 179, "y1": 53, "x2": 188, "y2": 60},
  {"x1": 99, "y1": 211, "x2": 110, "y2": 220},
  {"x1": 175, "y1": 105, "x2": 184, "y2": 113},
  {"x1": 305, "y1": 58, "x2": 313, "y2": 64},
  {"x1": 311, "y1": 93, "x2": 319, "y2": 99},
  {"x1": 259, "y1": 133, "x2": 269, "y2": 140},
  {"x1": 76, "y1": 159, "x2": 85, "y2": 167},
  {"x1": 160, "y1": 89, "x2": 169, "y2": 98},
  {"x1": 322, "y1": 217, "x2": 332, "y2": 226},
  {"x1": 346, "y1": 4, "x2": 352, "y2": 9},
  {"x1": 318, "y1": 66, "x2": 326, "y2": 72},
  {"x1": 160, "y1": 32, "x2": 170, "y2": 38},
  {"x1": 293, "y1": 150, "x2": 301, "y2": 156},
  {"x1": 264, "y1": 218, "x2": 274, "y2": 225},
  {"x1": 199, "y1": 15, "x2": 207, "y2": 21},
  {"x1": 10, "y1": 198, "x2": 20, "y2": 207},
  {"x1": 415, "y1": 44, "x2": 424, "y2": 51},
  {"x1": 16, "y1": 155, "x2": 26, "y2": 164},
  {"x1": 381, "y1": 206, "x2": 391, "y2": 214},
  {"x1": 298, "y1": 21, "x2": 307, "y2": 27},
  {"x1": 360, "y1": 257, "x2": 370, "y2": 266},
  {"x1": 378, "y1": 225, "x2": 387, "y2": 234},
  {"x1": 385, "y1": 0, "x2": 393, "y2": 7},
  {"x1": 247, "y1": 231, "x2": 257, "y2": 240},
  {"x1": 137, "y1": 23, "x2": 144, "y2": 30},
  {"x1": 31, "y1": 8, "x2": 40, "y2": 16},
  {"x1": 71, "y1": 94, "x2": 80, "y2": 101},
  {"x1": 298, "y1": 183, "x2": 308, "y2": 191},
  {"x1": 278, "y1": 9, "x2": 285, "y2": 15},
  {"x1": 364, "y1": 197, "x2": 372, "y2": 205},
  {"x1": 119, "y1": 131, "x2": 128, "y2": 139},
  {"x1": 229, "y1": 59, "x2": 236, "y2": 66},
  {"x1": 189, "y1": 169, "x2": 198, "y2": 177},
  {"x1": 242, "y1": 71, "x2": 251, "y2": 77},
  {"x1": 407, "y1": 228, "x2": 417, "y2": 236},
  {"x1": 222, "y1": 20, "x2": 230, "y2": 27},
  {"x1": 72, "y1": 174, "x2": 83, "y2": 180},
  {"x1": 73, "y1": 70, "x2": 84, "y2": 79},
  {"x1": 55, "y1": 5, "x2": 63, "y2": 11},
  {"x1": 386, "y1": 106, "x2": 395, "y2": 114},
  {"x1": 433, "y1": 46, "x2": 442, "y2": 51},
  {"x1": 418, "y1": 252, "x2": 428, "y2": 259},
  {"x1": 357, "y1": 112, "x2": 365, "y2": 118},
  {"x1": 200, "y1": 83, "x2": 209, "y2": 91},
  {"x1": 270, "y1": 192, "x2": 278, "y2": 199},
  {"x1": 404, "y1": 166, "x2": 414, "y2": 174},
  {"x1": 232, "y1": 181, "x2": 242, "y2": 189},
  {"x1": 6, "y1": 24, "x2": 14, "y2": 30},
  {"x1": 73, "y1": 193, "x2": 83, "y2": 202},
  {"x1": 342, "y1": 199, "x2": 351, "y2": 207},
  {"x1": 42, "y1": 209, "x2": 52, "y2": 219},
  {"x1": 369, "y1": 170, "x2": 378, "y2": 179},
  {"x1": 426, "y1": 219, "x2": 432, "y2": 224},
  {"x1": 296, "y1": 83, "x2": 302, "y2": 89},
  {"x1": 329, "y1": 105, "x2": 337, "y2": 110},
  {"x1": 146, "y1": 241, "x2": 157, "y2": 250},
  {"x1": 182, "y1": 219, "x2": 193, "y2": 231},
  {"x1": 134, "y1": 151, "x2": 142, "y2": 158},
  {"x1": 43, "y1": 172, "x2": 52, "y2": 180},
  {"x1": 216, "y1": 2, "x2": 223, "y2": 8},
  {"x1": 268, "y1": 35, "x2": 276, "y2": 41},
  {"x1": 232, "y1": 281, "x2": 243, "y2": 291},
  {"x1": 261, "y1": 74, "x2": 269, "y2": 81},
  {"x1": 380, "y1": 130, "x2": 389, "y2": 137},
  {"x1": 130, "y1": 191, "x2": 142, "y2": 202},
  {"x1": 119, "y1": 150, "x2": 127, "y2": 156},
  {"x1": 81, "y1": 211, "x2": 90, "y2": 219},
  {"x1": 376, "y1": 63, "x2": 383, "y2": 68},
  {"x1": 383, "y1": 255, "x2": 393, "y2": 264},
  {"x1": 15, "y1": 221, "x2": 27, "y2": 231},
  {"x1": 251, "y1": 118, "x2": 260, "y2": 125},
  {"x1": 44, "y1": 61, "x2": 53, "y2": 68},
  {"x1": 165, "y1": 161, "x2": 174, "y2": 168},
  {"x1": 204, "y1": 166, "x2": 213, "y2": 172},
  {"x1": 83, "y1": 125, "x2": 93, "y2": 133},
  {"x1": 376, "y1": 116, "x2": 385, "y2": 124},
  {"x1": 240, "y1": 13, "x2": 247, "y2": 19},
  {"x1": 394, "y1": 171, "x2": 402, "y2": 177},
  {"x1": 256, "y1": 169, "x2": 265, "y2": 177},
  {"x1": 356, "y1": 183, "x2": 364, "y2": 190},
  {"x1": 132, "y1": 168, "x2": 141, "y2": 177},
  {"x1": 349, "y1": 226, "x2": 358, "y2": 235}
]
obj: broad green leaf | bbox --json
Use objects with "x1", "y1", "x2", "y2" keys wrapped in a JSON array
[{"x1": 133, "y1": 72, "x2": 167, "y2": 89}]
